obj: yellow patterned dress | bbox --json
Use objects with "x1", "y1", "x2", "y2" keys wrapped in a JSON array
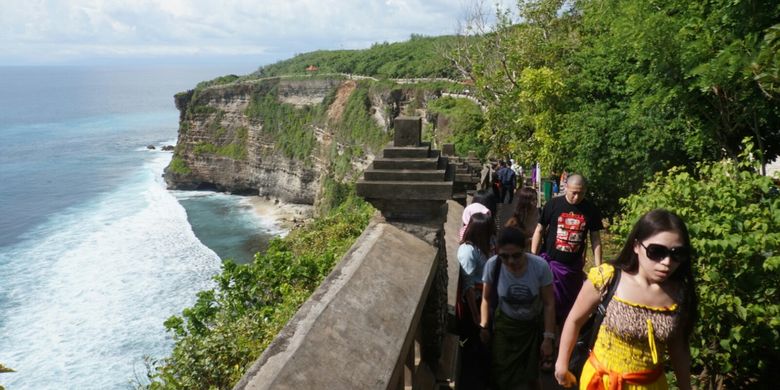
[{"x1": 580, "y1": 264, "x2": 682, "y2": 390}]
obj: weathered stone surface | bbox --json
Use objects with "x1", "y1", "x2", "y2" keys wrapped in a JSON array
[
  {"x1": 234, "y1": 220, "x2": 438, "y2": 390},
  {"x1": 372, "y1": 158, "x2": 439, "y2": 170},
  {"x1": 355, "y1": 181, "x2": 452, "y2": 201},
  {"x1": 394, "y1": 116, "x2": 422, "y2": 147},
  {"x1": 443, "y1": 200, "x2": 464, "y2": 317},
  {"x1": 363, "y1": 169, "x2": 446, "y2": 182},
  {"x1": 383, "y1": 145, "x2": 431, "y2": 159}
]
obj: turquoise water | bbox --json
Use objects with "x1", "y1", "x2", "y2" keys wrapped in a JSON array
[{"x1": 0, "y1": 65, "x2": 281, "y2": 389}]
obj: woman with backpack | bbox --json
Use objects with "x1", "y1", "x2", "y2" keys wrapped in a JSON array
[
  {"x1": 457, "y1": 212, "x2": 495, "y2": 389},
  {"x1": 479, "y1": 227, "x2": 555, "y2": 390},
  {"x1": 554, "y1": 209, "x2": 697, "y2": 390}
]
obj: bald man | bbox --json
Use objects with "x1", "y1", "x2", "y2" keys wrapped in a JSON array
[{"x1": 531, "y1": 174, "x2": 603, "y2": 325}]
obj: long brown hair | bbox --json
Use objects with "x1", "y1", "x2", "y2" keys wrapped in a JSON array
[
  {"x1": 506, "y1": 187, "x2": 537, "y2": 231},
  {"x1": 461, "y1": 212, "x2": 495, "y2": 256}
]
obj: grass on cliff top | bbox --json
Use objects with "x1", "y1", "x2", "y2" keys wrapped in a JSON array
[
  {"x1": 254, "y1": 34, "x2": 461, "y2": 79},
  {"x1": 144, "y1": 192, "x2": 374, "y2": 389}
]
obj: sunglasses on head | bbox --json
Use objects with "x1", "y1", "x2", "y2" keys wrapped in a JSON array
[
  {"x1": 498, "y1": 252, "x2": 524, "y2": 261},
  {"x1": 638, "y1": 242, "x2": 690, "y2": 262}
]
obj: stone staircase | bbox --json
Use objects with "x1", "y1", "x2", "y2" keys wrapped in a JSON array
[{"x1": 357, "y1": 117, "x2": 453, "y2": 221}]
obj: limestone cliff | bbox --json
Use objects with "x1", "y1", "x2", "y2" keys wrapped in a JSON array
[{"x1": 164, "y1": 76, "x2": 446, "y2": 206}]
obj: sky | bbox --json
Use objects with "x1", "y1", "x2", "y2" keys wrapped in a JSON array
[{"x1": 0, "y1": 0, "x2": 517, "y2": 68}]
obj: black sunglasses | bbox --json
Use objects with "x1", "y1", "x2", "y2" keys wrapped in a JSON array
[
  {"x1": 498, "y1": 252, "x2": 524, "y2": 261},
  {"x1": 638, "y1": 242, "x2": 690, "y2": 262}
]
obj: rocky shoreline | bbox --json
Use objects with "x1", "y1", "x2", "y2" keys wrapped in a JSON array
[{"x1": 247, "y1": 196, "x2": 313, "y2": 231}]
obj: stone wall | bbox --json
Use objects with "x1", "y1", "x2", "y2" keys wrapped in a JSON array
[{"x1": 233, "y1": 219, "x2": 440, "y2": 389}]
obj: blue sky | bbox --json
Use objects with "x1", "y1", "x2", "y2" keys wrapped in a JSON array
[{"x1": 1, "y1": 0, "x2": 516, "y2": 68}]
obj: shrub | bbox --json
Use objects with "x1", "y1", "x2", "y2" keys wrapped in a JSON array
[
  {"x1": 614, "y1": 140, "x2": 780, "y2": 388},
  {"x1": 143, "y1": 194, "x2": 374, "y2": 389},
  {"x1": 168, "y1": 157, "x2": 191, "y2": 175}
]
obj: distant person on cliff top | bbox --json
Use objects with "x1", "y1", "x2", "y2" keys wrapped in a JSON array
[{"x1": 531, "y1": 174, "x2": 603, "y2": 326}]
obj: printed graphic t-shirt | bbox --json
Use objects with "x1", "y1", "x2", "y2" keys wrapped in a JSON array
[
  {"x1": 483, "y1": 253, "x2": 553, "y2": 321},
  {"x1": 539, "y1": 196, "x2": 603, "y2": 264}
]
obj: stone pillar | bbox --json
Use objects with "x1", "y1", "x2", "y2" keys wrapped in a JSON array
[
  {"x1": 441, "y1": 143, "x2": 455, "y2": 157},
  {"x1": 394, "y1": 116, "x2": 422, "y2": 147},
  {"x1": 357, "y1": 116, "x2": 452, "y2": 374}
]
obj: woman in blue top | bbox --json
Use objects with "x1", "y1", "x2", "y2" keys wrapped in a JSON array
[
  {"x1": 480, "y1": 227, "x2": 556, "y2": 390},
  {"x1": 457, "y1": 212, "x2": 495, "y2": 389}
]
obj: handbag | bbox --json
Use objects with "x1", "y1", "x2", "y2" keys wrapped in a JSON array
[{"x1": 568, "y1": 268, "x2": 622, "y2": 377}]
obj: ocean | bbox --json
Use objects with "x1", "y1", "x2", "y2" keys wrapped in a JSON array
[{"x1": 0, "y1": 65, "x2": 284, "y2": 389}]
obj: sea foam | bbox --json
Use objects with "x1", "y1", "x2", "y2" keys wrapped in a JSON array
[{"x1": 0, "y1": 153, "x2": 222, "y2": 389}]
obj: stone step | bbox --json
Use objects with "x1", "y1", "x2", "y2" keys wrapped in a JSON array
[
  {"x1": 372, "y1": 158, "x2": 440, "y2": 170},
  {"x1": 356, "y1": 180, "x2": 453, "y2": 200},
  {"x1": 383, "y1": 146, "x2": 431, "y2": 158},
  {"x1": 363, "y1": 169, "x2": 446, "y2": 182},
  {"x1": 454, "y1": 174, "x2": 479, "y2": 183}
]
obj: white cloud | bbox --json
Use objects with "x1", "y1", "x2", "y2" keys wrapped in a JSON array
[{"x1": 0, "y1": 0, "x2": 517, "y2": 65}]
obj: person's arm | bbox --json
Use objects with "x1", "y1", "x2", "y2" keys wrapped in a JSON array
[
  {"x1": 479, "y1": 281, "x2": 492, "y2": 344},
  {"x1": 590, "y1": 230, "x2": 602, "y2": 266},
  {"x1": 458, "y1": 245, "x2": 480, "y2": 324},
  {"x1": 668, "y1": 332, "x2": 693, "y2": 390},
  {"x1": 531, "y1": 223, "x2": 544, "y2": 255},
  {"x1": 540, "y1": 283, "x2": 556, "y2": 358},
  {"x1": 554, "y1": 279, "x2": 601, "y2": 388}
]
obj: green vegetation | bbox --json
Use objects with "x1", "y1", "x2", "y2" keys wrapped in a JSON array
[
  {"x1": 454, "y1": 0, "x2": 780, "y2": 217},
  {"x1": 333, "y1": 82, "x2": 387, "y2": 151},
  {"x1": 193, "y1": 141, "x2": 247, "y2": 160},
  {"x1": 255, "y1": 34, "x2": 460, "y2": 79},
  {"x1": 244, "y1": 83, "x2": 321, "y2": 160},
  {"x1": 144, "y1": 194, "x2": 374, "y2": 389},
  {"x1": 168, "y1": 157, "x2": 191, "y2": 175},
  {"x1": 194, "y1": 74, "x2": 241, "y2": 90},
  {"x1": 427, "y1": 96, "x2": 486, "y2": 158},
  {"x1": 615, "y1": 141, "x2": 780, "y2": 388}
]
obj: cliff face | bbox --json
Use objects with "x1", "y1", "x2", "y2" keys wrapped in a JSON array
[
  {"x1": 165, "y1": 78, "x2": 342, "y2": 204},
  {"x1": 164, "y1": 76, "x2": 441, "y2": 205}
]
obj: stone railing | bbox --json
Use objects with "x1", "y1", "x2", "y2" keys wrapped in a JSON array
[
  {"x1": 233, "y1": 117, "x2": 473, "y2": 390},
  {"x1": 233, "y1": 217, "x2": 450, "y2": 389}
]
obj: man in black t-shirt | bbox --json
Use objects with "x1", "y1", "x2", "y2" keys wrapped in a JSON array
[{"x1": 531, "y1": 174, "x2": 603, "y2": 324}]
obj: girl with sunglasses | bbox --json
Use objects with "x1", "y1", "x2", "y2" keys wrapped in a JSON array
[
  {"x1": 554, "y1": 209, "x2": 697, "y2": 390},
  {"x1": 479, "y1": 227, "x2": 555, "y2": 390}
]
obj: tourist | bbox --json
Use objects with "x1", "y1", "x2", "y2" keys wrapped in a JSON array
[
  {"x1": 497, "y1": 160, "x2": 517, "y2": 204},
  {"x1": 504, "y1": 186, "x2": 539, "y2": 247},
  {"x1": 457, "y1": 212, "x2": 495, "y2": 389},
  {"x1": 459, "y1": 190, "x2": 497, "y2": 241},
  {"x1": 531, "y1": 174, "x2": 603, "y2": 326},
  {"x1": 554, "y1": 209, "x2": 696, "y2": 390},
  {"x1": 491, "y1": 161, "x2": 502, "y2": 202},
  {"x1": 480, "y1": 227, "x2": 555, "y2": 390}
]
